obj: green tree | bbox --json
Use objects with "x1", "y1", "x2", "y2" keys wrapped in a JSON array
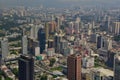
[
  {"x1": 40, "y1": 74, "x2": 47, "y2": 80},
  {"x1": 10, "y1": 50, "x2": 17, "y2": 55},
  {"x1": 5, "y1": 77, "x2": 12, "y2": 80},
  {"x1": 12, "y1": 68, "x2": 18, "y2": 77},
  {"x1": 49, "y1": 58, "x2": 56, "y2": 67}
]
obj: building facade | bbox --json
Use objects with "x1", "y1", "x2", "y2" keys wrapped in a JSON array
[
  {"x1": 67, "y1": 54, "x2": 81, "y2": 80},
  {"x1": 114, "y1": 54, "x2": 120, "y2": 80},
  {"x1": 18, "y1": 54, "x2": 34, "y2": 80},
  {"x1": 1, "y1": 38, "x2": 9, "y2": 59},
  {"x1": 38, "y1": 27, "x2": 46, "y2": 53}
]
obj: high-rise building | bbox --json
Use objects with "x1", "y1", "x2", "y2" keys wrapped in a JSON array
[
  {"x1": 106, "y1": 51, "x2": 116, "y2": 68},
  {"x1": 48, "y1": 21, "x2": 57, "y2": 33},
  {"x1": 69, "y1": 22, "x2": 74, "y2": 35},
  {"x1": 90, "y1": 33, "x2": 98, "y2": 43},
  {"x1": 54, "y1": 33, "x2": 61, "y2": 53},
  {"x1": 1, "y1": 38, "x2": 9, "y2": 59},
  {"x1": 114, "y1": 54, "x2": 120, "y2": 80},
  {"x1": 112, "y1": 22, "x2": 120, "y2": 35},
  {"x1": 22, "y1": 35, "x2": 28, "y2": 54},
  {"x1": 30, "y1": 24, "x2": 43, "y2": 40},
  {"x1": 28, "y1": 37, "x2": 34, "y2": 54},
  {"x1": 38, "y1": 27, "x2": 46, "y2": 53},
  {"x1": 74, "y1": 21, "x2": 80, "y2": 34},
  {"x1": 18, "y1": 54, "x2": 34, "y2": 80},
  {"x1": 45, "y1": 23, "x2": 49, "y2": 42},
  {"x1": 48, "y1": 39, "x2": 54, "y2": 48},
  {"x1": 97, "y1": 35, "x2": 104, "y2": 49},
  {"x1": 55, "y1": 17, "x2": 60, "y2": 32},
  {"x1": 67, "y1": 54, "x2": 81, "y2": 80}
]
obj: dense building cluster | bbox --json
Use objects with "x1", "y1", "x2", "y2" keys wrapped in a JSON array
[{"x1": 0, "y1": 6, "x2": 120, "y2": 80}]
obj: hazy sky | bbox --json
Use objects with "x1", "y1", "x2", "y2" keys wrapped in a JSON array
[{"x1": 0, "y1": 0, "x2": 120, "y2": 8}]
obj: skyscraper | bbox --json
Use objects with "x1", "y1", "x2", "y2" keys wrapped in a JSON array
[
  {"x1": 55, "y1": 17, "x2": 61, "y2": 32},
  {"x1": 45, "y1": 23, "x2": 49, "y2": 42},
  {"x1": 67, "y1": 54, "x2": 81, "y2": 80},
  {"x1": 18, "y1": 54, "x2": 34, "y2": 80},
  {"x1": 22, "y1": 35, "x2": 28, "y2": 54},
  {"x1": 1, "y1": 38, "x2": 9, "y2": 59},
  {"x1": 38, "y1": 27, "x2": 46, "y2": 53},
  {"x1": 112, "y1": 22, "x2": 120, "y2": 35},
  {"x1": 30, "y1": 24, "x2": 43, "y2": 40},
  {"x1": 54, "y1": 33, "x2": 61, "y2": 53},
  {"x1": 48, "y1": 21, "x2": 57, "y2": 33},
  {"x1": 114, "y1": 54, "x2": 120, "y2": 80},
  {"x1": 97, "y1": 35, "x2": 104, "y2": 49}
]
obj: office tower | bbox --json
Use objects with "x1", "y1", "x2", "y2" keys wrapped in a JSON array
[
  {"x1": 69, "y1": 22, "x2": 74, "y2": 35},
  {"x1": 74, "y1": 21, "x2": 80, "y2": 34},
  {"x1": 112, "y1": 22, "x2": 120, "y2": 35},
  {"x1": 38, "y1": 27, "x2": 46, "y2": 53},
  {"x1": 114, "y1": 54, "x2": 120, "y2": 80},
  {"x1": 45, "y1": 23, "x2": 49, "y2": 42},
  {"x1": 32, "y1": 41, "x2": 39, "y2": 56},
  {"x1": 28, "y1": 38, "x2": 40, "y2": 55},
  {"x1": 106, "y1": 51, "x2": 116, "y2": 68},
  {"x1": 88, "y1": 23, "x2": 93, "y2": 35},
  {"x1": 22, "y1": 35, "x2": 28, "y2": 54},
  {"x1": 102, "y1": 38, "x2": 108, "y2": 50},
  {"x1": 18, "y1": 54, "x2": 34, "y2": 80},
  {"x1": 67, "y1": 54, "x2": 81, "y2": 80},
  {"x1": 28, "y1": 37, "x2": 34, "y2": 54},
  {"x1": 103, "y1": 16, "x2": 111, "y2": 32},
  {"x1": 97, "y1": 35, "x2": 104, "y2": 49},
  {"x1": 48, "y1": 21, "x2": 57, "y2": 33},
  {"x1": 30, "y1": 24, "x2": 43, "y2": 40},
  {"x1": 55, "y1": 16, "x2": 62, "y2": 32},
  {"x1": 51, "y1": 14, "x2": 55, "y2": 21},
  {"x1": 108, "y1": 38, "x2": 112, "y2": 50},
  {"x1": 1, "y1": 38, "x2": 9, "y2": 59},
  {"x1": 60, "y1": 40, "x2": 68, "y2": 50},
  {"x1": 54, "y1": 33, "x2": 61, "y2": 53},
  {"x1": 48, "y1": 39, "x2": 54, "y2": 48},
  {"x1": 107, "y1": 16, "x2": 111, "y2": 32},
  {"x1": 90, "y1": 33, "x2": 98, "y2": 43}
]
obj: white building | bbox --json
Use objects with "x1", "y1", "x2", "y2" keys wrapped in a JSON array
[
  {"x1": 82, "y1": 56, "x2": 94, "y2": 68},
  {"x1": 47, "y1": 48, "x2": 55, "y2": 57},
  {"x1": 30, "y1": 24, "x2": 44, "y2": 40},
  {"x1": 1, "y1": 38, "x2": 9, "y2": 59},
  {"x1": 22, "y1": 35, "x2": 28, "y2": 54},
  {"x1": 91, "y1": 67, "x2": 113, "y2": 80}
]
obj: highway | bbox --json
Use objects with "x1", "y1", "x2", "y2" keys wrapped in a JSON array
[{"x1": 35, "y1": 64, "x2": 58, "y2": 76}]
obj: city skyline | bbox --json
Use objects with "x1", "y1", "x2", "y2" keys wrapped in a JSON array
[
  {"x1": 0, "y1": 0, "x2": 120, "y2": 8},
  {"x1": 0, "y1": 0, "x2": 120, "y2": 79}
]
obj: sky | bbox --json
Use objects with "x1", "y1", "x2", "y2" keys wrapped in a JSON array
[{"x1": 0, "y1": 0, "x2": 120, "y2": 8}]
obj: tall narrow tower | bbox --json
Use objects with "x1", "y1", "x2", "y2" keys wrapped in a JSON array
[
  {"x1": 67, "y1": 54, "x2": 81, "y2": 80},
  {"x1": 38, "y1": 27, "x2": 46, "y2": 53},
  {"x1": 18, "y1": 54, "x2": 34, "y2": 80},
  {"x1": 1, "y1": 38, "x2": 9, "y2": 59},
  {"x1": 22, "y1": 35, "x2": 28, "y2": 54},
  {"x1": 114, "y1": 54, "x2": 120, "y2": 80}
]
